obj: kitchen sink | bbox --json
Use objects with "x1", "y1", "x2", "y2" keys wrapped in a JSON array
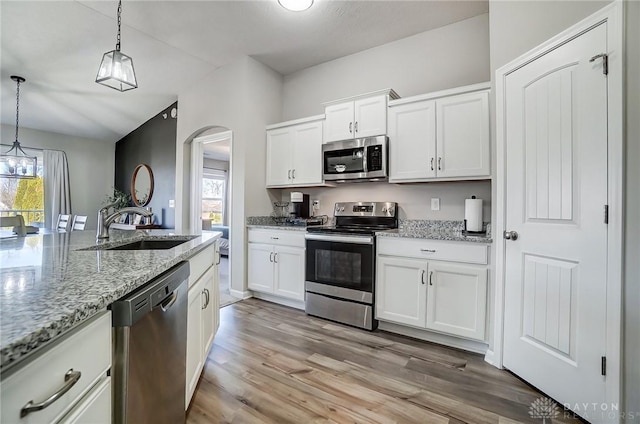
[{"x1": 104, "y1": 239, "x2": 190, "y2": 250}]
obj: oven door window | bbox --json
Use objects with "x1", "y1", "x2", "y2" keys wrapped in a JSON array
[
  {"x1": 306, "y1": 240, "x2": 373, "y2": 292},
  {"x1": 324, "y1": 148, "x2": 366, "y2": 176}
]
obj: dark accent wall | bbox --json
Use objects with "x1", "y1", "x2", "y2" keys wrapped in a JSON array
[{"x1": 115, "y1": 102, "x2": 177, "y2": 228}]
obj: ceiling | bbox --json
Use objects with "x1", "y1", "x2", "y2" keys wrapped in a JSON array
[{"x1": 0, "y1": 0, "x2": 488, "y2": 143}]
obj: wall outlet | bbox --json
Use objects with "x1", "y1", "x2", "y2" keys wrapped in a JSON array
[
  {"x1": 169, "y1": 199, "x2": 175, "y2": 208},
  {"x1": 312, "y1": 200, "x2": 320, "y2": 210},
  {"x1": 430, "y1": 198, "x2": 440, "y2": 211}
]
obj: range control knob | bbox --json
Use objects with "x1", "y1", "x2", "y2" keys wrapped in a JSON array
[
  {"x1": 340, "y1": 207, "x2": 345, "y2": 212},
  {"x1": 382, "y1": 207, "x2": 387, "y2": 213},
  {"x1": 388, "y1": 207, "x2": 394, "y2": 215}
]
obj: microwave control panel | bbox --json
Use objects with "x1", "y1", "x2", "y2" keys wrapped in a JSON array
[{"x1": 367, "y1": 145, "x2": 383, "y2": 171}]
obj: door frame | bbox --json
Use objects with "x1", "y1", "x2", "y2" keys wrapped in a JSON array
[{"x1": 493, "y1": 1, "x2": 624, "y2": 413}]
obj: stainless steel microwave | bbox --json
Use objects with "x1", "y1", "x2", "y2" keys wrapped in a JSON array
[{"x1": 322, "y1": 136, "x2": 388, "y2": 182}]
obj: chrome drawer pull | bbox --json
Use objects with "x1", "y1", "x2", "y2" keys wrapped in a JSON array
[
  {"x1": 21, "y1": 369, "x2": 82, "y2": 418},
  {"x1": 420, "y1": 249, "x2": 436, "y2": 253},
  {"x1": 270, "y1": 237, "x2": 279, "y2": 240}
]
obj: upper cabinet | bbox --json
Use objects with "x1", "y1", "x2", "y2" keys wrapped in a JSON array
[
  {"x1": 323, "y1": 89, "x2": 399, "y2": 143},
  {"x1": 388, "y1": 83, "x2": 491, "y2": 183},
  {"x1": 266, "y1": 115, "x2": 324, "y2": 188}
]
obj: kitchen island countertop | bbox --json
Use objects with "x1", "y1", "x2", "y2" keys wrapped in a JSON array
[{"x1": 0, "y1": 229, "x2": 220, "y2": 371}]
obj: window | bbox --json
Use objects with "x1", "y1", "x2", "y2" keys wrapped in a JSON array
[
  {"x1": 0, "y1": 149, "x2": 44, "y2": 226},
  {"x1": 201, "y1": 170, "x2": 226, "y2": 225}
]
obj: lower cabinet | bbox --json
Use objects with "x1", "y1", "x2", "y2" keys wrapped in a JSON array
[
  {"x1": 186, "y1": 242, "x2": 220, "y2": 408},
  {"x1": 376, "y1": 238, "x2": 489, "y2": 342},
  {"x1": 0, "y1": 312, "x2": 112, "y2": 424},
  {"x1": 247, "y1": 229, "x2": 305, "y2": 302}
]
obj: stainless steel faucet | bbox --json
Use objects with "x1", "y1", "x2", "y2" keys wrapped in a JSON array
[{"x1": 97, "y1": 204, "x2": 154, "y2": 239}]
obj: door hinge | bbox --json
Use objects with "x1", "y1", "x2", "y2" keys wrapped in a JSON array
[
  {"x1": 604, "y1": 205, "x2": 609, "y2": 224},
  {"x1": 601, "y1": 356, "x2": 607, "y2": 375},
  {"x1": 590, "y1": 53, "x2": 608, "y2": 75}
]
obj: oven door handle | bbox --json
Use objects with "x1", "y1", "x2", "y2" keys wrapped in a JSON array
[{"x1": 305, "y1": 233, "x2": 374, "y2": 245}]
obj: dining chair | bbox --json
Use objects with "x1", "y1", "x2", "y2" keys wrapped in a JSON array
[
  {"x1": 71, "y1": 215, "x2": 87, "y2": 231},
  {"x1": 0, "y1": 215, "x2": 27, "y2": 236},
  {"x1": 56, "y1": 214, "x2": 73, "y2": 232}
]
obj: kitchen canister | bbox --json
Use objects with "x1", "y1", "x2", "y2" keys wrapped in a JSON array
[{"x1": 464, "y1": 196, "x2": 483, "y2": 233}]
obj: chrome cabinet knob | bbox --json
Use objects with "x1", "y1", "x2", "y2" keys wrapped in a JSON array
[{"x1": 503, "y1": 230, "x2": 519, "y2": 241}]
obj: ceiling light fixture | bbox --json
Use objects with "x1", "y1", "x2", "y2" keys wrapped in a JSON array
[
  {"x1": 96, "y1": 0, "x2": 138, "y2": 91},
  {"x1": 278, "y1": 0, "x2": 313, "y2": 12},
  {"x1": 0, "y1": 76, "x2": 37, "y2": 179}
]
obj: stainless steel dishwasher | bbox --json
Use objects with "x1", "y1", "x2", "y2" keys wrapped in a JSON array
[{"x1": 111, "y1": 262, "x2": 190, "y2": 424}]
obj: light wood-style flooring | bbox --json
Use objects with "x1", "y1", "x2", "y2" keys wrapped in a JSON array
[{"x1": 187, "y1": 299, "x2": 581, "y2": 423}]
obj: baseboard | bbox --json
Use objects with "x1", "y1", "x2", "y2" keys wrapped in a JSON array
[
  {"x1": 378, "y1": 321, "x2": 489, "y2": 355},
  {"x1": 251, "y1": 292, "x2": 305, "y2": 310},
  {"x1": 229, "y1": 289, "x2": 252, "y2": 299},
  {"x1": 484, "y1": 349, "x2": 502, "y2": 369}
]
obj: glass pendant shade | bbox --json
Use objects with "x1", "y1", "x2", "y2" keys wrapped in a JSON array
[
  {"x1": 96, "y1": 49, "x2": 137, "y2": 91},
  {"x1": 0, "y1": 142, "x2": 37, "y2": 179},
  {"x1": 278, "y1": 0, "x2": 313, "y2": 11}
]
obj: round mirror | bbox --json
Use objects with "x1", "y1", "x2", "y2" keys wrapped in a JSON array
[{"x1": 131, "y1": 164, "x2": 154, "y2": 206}]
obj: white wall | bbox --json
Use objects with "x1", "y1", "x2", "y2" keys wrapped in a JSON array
[
  {"x1": 282, "y1": 13, "x2": 490, "y2": 121},
  {"x1": 176, "y1": 56, "x2": 283, "y2": 295},
  {"x1": 0, "y1": 124, "x2": 114, "y2": 230},
  {"x1": 280, "y1": 181, "x2": 491, "y2": 222},
  {"x1": 489, "y1": 0, "x2": 639, "y2": 415},
  {"x1": 279, "y1": 13, "x2": 491, "y2": 221}
]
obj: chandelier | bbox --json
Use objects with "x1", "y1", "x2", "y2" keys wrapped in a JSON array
[
  {"x1": 0, "y1": 76, "x2": 37, "y2": 179},
  {"x1": 96, "y1": 0, "x2": 137, "y2": 91}
]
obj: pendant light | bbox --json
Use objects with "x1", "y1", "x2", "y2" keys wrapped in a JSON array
[
  {"x1": 0, "y1": 76, "x2": 37, "y2": 179},
  {"x1": 278, "y1": 0, "x2": 313, "y2": 12},
  {"x1": 96, "y1": 0, "x2": 137, "y2": 91}
]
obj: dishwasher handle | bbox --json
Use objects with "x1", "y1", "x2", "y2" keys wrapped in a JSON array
[{"x1": 160, "y1": 292, "x2": 178, "y2": 312}]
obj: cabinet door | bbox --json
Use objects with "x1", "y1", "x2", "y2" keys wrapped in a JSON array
[
  {"x1": 375, "y1": 256, "x2": 427, "y2": 327},
  {"x1": 273, "y1": 246, "x2": 305, "y2": 301},
  {"x1": 436, "y1": 91, "x2": 490, "y2": 178},
  {"x1": 248, "y1": 243, "x2": 274, "y2": 293},
  {"x1": 426, "y1": 262, "x2": 487, "y2": 341},
  {"x1": 58, "y1": 377, "x2": 111, "y2": 424},
  {"x1": 291, "y1": 121, "x2": 323, "y2": 185},
  {"x1": 266, "y1": 127, "x2": 292, "y2": 186},
  {"x1": 324, "y1": 101, "x2": 355, "y2": 142},
  {"x1": 388, "y1": 100, "x2": 436, "y2": 181},
  {"x1": 186, "y1": 277, "x2": 205, "y2": 406},
  {"x1": 354, "y1": 95, "x2": 387, "y2": 138},
  {"x1": 200, "y1": 266, "x2": 217, "y2": 361}
]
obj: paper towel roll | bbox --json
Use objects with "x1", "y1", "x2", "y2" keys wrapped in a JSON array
[{"x1": 464, "y1": 197, "x2": 483, "y2": 232}]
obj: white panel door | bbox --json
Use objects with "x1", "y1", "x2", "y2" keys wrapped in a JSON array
[
  {"x1": 354, "y1": 95, "x2": 387, "y2": 138},
  {"x1": 291, "y1": 121, "x2": 323, "y2": 185},
  {"x1": 375, "y1": 256, "x2": 427, "y2": 327},
  {"x1": 503, "y1": 23, "x2": 608, "y2": 418},
  {"x1": 200, "y1": 266, "x2": 216, "y2": 360},
  {"x1": 426, "y1": 262, "x2": 487, "y2": 341},
  {"x1": 388, "y1": 101, "x2": 436, "y2": 181},
  {"x1": 436, "y1": 91, "x2": 490, "y2": 178},
  {"x1": 186, "y1": 277, "x2": 205, "y2": 406},
  {"x1": 273, "y1": 246, "x2": 305, "y2": 301},
  {"x1": 247, "y1": 243, "x2": 274, "y2": 293},
  {"x1": 324, "y1": 102, "x2": 354, "y2": 142},
  {"x1": 266, "y1": 127, "x2": 292, "y2": 186}
]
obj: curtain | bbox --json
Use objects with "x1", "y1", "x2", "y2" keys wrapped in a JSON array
[{"x1": 43, "y1": 150, "x2": 71, "y2": 230}]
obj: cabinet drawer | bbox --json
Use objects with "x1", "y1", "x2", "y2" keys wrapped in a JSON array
[
  {"x1": 189, "y1": 241, "x2": 216, "y2": 287},
  {"x1": 58, "y1": 377, "x2": 111, "y2": 424},
  {"x1": 248, "y1": 229, "x2": 305, "y2": 248},
  {"x1": 1, "y1": 312, "x2": 111, "y2": 424},
  {"x1": 377, "y1": 237, "x2": 488, "y2": 265}
]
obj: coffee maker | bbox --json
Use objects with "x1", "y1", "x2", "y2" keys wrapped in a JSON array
[{"x1": 290, "y1": 192, "x2": 310, "y2": 218}]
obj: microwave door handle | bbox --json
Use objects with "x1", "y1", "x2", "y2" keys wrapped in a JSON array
[{"x1": 362, "y1": 146, "x2": 368, "y2": 173}]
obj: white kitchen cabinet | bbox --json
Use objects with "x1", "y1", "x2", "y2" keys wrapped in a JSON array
[
  {"x1": 0, "y1": 312, "x2": 111, "y2": 424},
  {"x1": 388, "y1": 83, "x2": 490, "y2": 182},
  {"x1": 376, "y1": 256, "x2": 427, "y2": 328},
  {"x1": 248, "y1": 229, "x2": 305, "y2": 302},
  {"x1": 186, "y1": 241, "x2": 220, "y2": 408},
  {"x1": 323, "y1": 90, "x2": 399, "y2": 143},
  {"x1": 426, "y1": 262, "x2": 487, "y2": 341},
  {"x1": 266, "y1": 116, "x2": 323, "y2": 187},
  {"x1": 376, "y1": 237, "x2": 489, "y2": 343}
]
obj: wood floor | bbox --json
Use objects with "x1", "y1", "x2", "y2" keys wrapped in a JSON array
[{"x1": 186, "y1": 299, "x2": 581, "y2": 424}]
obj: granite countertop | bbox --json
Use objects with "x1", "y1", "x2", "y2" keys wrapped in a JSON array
[
  {"x1": 377, "y1": 220, "x2": 493, "y2": 244},
  {"x1": 0, "y1": 229, "x2": 220, "y2": 371},
  {"x1": 246, "y1": 224, "x2": 307, "y2": 231}
]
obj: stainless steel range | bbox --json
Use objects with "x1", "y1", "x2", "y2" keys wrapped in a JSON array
[{"x1": 304, "y1": 201, "x2": 398, "y2": 330}]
